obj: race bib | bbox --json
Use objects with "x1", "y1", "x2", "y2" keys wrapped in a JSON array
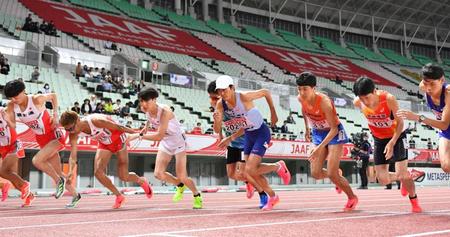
[
  {"x1": 309, "y1": 119, "x2": 330, "y2": 130},
  {"x1": 223, "y1": 117, "x2": 252, "y2": 132},
  {"x1": 368, "y1": 119, "x2": 393, "y2": 128}
]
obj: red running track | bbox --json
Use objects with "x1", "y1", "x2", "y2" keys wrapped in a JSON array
[{"x1": 0, "y1": 187, "x2": 450, "y2": 237}]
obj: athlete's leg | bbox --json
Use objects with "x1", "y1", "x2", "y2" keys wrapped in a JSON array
[
  {"x1": 47, "y1": 153, "x2": 78, "y2": 197},
  {"x1": 116, "y1": 148, "x2": 144, "y2": 184},
  {"x1": 326, "y1": 144, "x2": 356, "y2": 199},
  {"x1": 94, "y1": 149, "x2": 120, "y2": 196},
  {"x1": 439, "y1": 137, "x2": 450, "y2": 173},
  {"x1": 32, "y1": 140, "x2": 62, "y2": 183},
  {"x1": 174, "y1": 151, "x2": 199, "y2": 195},
  {"x1": 0, "y1": 154, "x2": 25, "y2": 189},
  {"x1": 154, "y1": 150, "x2": 180, "y2": 185}
]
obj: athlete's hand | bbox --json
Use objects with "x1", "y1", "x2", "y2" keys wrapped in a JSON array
[
  {"x1": 308, "y1": 145, "x2": 324, "y2": 162},
  {"x1": 305, "y1": 129, "x2": 312, "y2": 142},
  {"x1": 270, "y1": 114, "x2": 278, "y2": 127},
  {"x1": 396, "y1": 110, "x2": 419, "y2": 121},
  {"x1": 218, "y1": 136, "x2": 232, "y2": 149},
  {"x1": 384, "y1": 141, "x2": 395, "y2": 160}
]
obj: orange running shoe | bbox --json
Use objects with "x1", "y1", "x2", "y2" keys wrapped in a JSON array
[
  {"x1": 410, "y1": 196, "x2": 422, "y2": 213},
  {"x1": 20, "y1": 181, "x2": 31, "y2": 200},
  {"x1": 1, "y1": 182, "x2": 10, "y2": 202},
  {"x1": 113, "y1": 195, "x2": 125, "y2": 209},
  {"x1": 344, "y1": 196, "x2": 358, "y2": 212},
  {"x1": 140, "y1": 178, "x2": 153, "y2": 199},
  {"x1": 245, "y1": 182, "x2": 254, "y2": 199},
  {"x1": 261, "y1": 195, "x2": 280, "y2": 211},
  {"x1": 21, "y1": 193, "x2": 35, "y2": 208},
  {"x1": 277, "y1": 161, "x2": 291, "y2": 185}
]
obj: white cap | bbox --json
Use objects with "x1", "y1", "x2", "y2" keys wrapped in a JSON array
[{"x1": 215, "y1": 75, "x2": 234, "y2": 90}]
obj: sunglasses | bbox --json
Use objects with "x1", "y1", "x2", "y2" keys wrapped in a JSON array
[{"x1": 64, "y1": 124, "x2": 76, "y2": 132}]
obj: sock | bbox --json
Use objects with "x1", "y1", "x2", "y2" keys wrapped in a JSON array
[
  {"x1": 409, "y1": 194, "x2": 417, "y2": 200},
  {"x1": 177, "y1": 183, "x2": 184, "y2": 187},
  {"x1": 193, "y1": 193, "x2": 201, "y2": 197}
]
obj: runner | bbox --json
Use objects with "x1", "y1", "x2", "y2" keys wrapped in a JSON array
[
  {"x1": 60, "y1": 111, "x2": 153, "y2": 209},
  {"x1": 353, "y1": 76, "x2": 422, "y2": 213},
  {"x1": 128, "y1": 87, "x2": 202, "y2": 209},
  {"x1": 4, "y1": 79, "x2": 79, "y2": 207},
  {"x1": 397, "y1": 64, "x2": 450, "y2": 173},
  {"x1": 296, "y1": 72, "x2": 358, "y2": 211},
  {"x1": 214, "y1": 75, "x2": 291, "y2": 211},
  {"x1": 207, "y1": 80, "x2": 268, "y2": 208},
  {"x1": 0, "y1": 106, "x2": 32, "y2": 205}
]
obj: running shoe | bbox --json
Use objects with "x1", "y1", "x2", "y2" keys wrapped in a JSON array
[
  {"x1": 55, "y1": 176, "x2": 66, "y2": 199},
  {"x1": 261, "y1": 195, "x2": 279, "y2": 211},
  {"x1": 193, "y1": 195, "x2": 203, "y2": 209},
  {"x1": 245, "y1": 182, "x2": 254, "y2": 199},
  {"x1": 113, "y1": 195, "x2": 125, "y2": 209},
  {"x1": 140, "y1": 178, "x2": 153, "y2": 199},
  {"x1": 172, "y1": 185, "x2": 186, "y2": 203},
  {"x1": 410, "y1": 169, "x2": 426, "y2": 182},
  {"x1": 277, "y1": 161, "x2": 291, "y2": 185},
  {"x1": 66, "y1": 193, "x2": 82, "y2": 208},
  {"x1": 20, "y1": 181, "x2": 31, "y2": 200},
  {"x1": 1, "y1": 182, "x2": 11, "y2": 202},
  {"x1": 410, "y1": 196, "x2": 422, "y2": 213},
  {"x1": 259, "y1": 193, "x2": 268, "y2": 209},
  {"x1": 343, "y1": 196, "x2": 358, "y2": 212},
  {"x1": 21, "y1": 193, "x2": 35, "y2": 208}
]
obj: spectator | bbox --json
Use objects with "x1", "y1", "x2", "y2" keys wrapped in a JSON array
[
  {"x1": 297, "y1": 131, "x2": 305, "y2": 141},
  {"x1": 81, "y1": 99, "x2": 92, "y2": 115},
  {"x1": 427, "y1": 138, "x2": 433, "y2": 150},
  {"x1": 94, "y1": 102, "x2": 104, "y2": 113},
  {"x1": 75, "y1": 62, "x2": 82, "y2": 79},
  {"x1": 170, "y1": 106, "x2": 175, "y2": 112},
  {"x1": 103, "y1": 99, "x2": 114, "y2": 114},
  {"x1": 191, "y1": 122, "x2": 202, "y2": 134},
  {"x1": 31, "y1": 66, "x2": 40, "y2": 82},
  {"x1": 357, "y1": 133, "x2": 371, "y2": 190},
  {"x1": 261, "y1": 66, "x2": 268, "y2": 74},
  {"x1": 71, "y1": 102, "x2": 81, "y2": 114},
  {"x1": 0, "y1": 58, "x2": 10, "y2": 75},
  {"x1": 100, "y1": 68, "x2": 106, "y2": 78},
  {"x1": 92, "y1": 67, "x2": 101, "y2": 80},
  {"x1": 137, "y1": 79, "x2": 146, "y2": 92},
  {"x1": 205, "y1": 125, "x2": 214, "y2": 134},
  {"x1": 281, "y1": 134, "x2": 288, "y2": 141},
  {"x1": 89, "y1": 95, "x2": 97, "y2": 109},
  {"x1": 286, "y1": 112, "x2": 295, "y2": 124},
  {"x1": 111, "y1": 68, "x2": 120, "y2": 80},
  {"x1": 280, "y1": 121, "x2": 289, "y2": 133},
  {"x1": 120, "y1": 102, "x2": 131, "y2": 118},
  {"x1": 42, "y1": 83, "x2": 53, "y2": 110},
  {"x1": 186, "y1": 63, "x2": 193, "y2": 73},
  {"x1": 104, "y1": 41, "x2": 113, "y2": 49},
  {"x1": 101, "y1": 79, "x2": 113, "y2": 91},
  {"x1": 179, "y1": 119, "x2": 188, "y2": 133},
  {"x1": 409, "y1": 138, "x2": 416, "y2": 149},
  {"x1": 112, "y1": 99, "x2": 122, "y2": 115}
]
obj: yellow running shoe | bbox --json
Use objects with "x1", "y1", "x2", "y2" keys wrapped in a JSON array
[
  {"x1": 193, "y1": 195, "x2": 203, "y2": 209},
  {"x1": 172, "y1": 185, "x2": 186, "y2": 203}
]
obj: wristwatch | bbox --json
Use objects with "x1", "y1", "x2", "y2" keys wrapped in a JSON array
[{"x1": 418, "y1": 115, "x2": 426, "y2": 123}]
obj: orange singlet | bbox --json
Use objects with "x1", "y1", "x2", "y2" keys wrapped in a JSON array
[
  {"x1": 361, "y1": 91, "x2": 397, "y2": 139},
  {"x1": 300, "y1": 93, "x2": 340, "y2": 130}
]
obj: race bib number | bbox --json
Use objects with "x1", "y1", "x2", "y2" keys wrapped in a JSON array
[
  {"x1": 369, "y1": 119, "x2": 393, "y2": 128},
  {"x1": 309, "y1": 119, "x2": 330, "y2": 130},
  {"x1": 224, "y1": 117, "x2": 251, "y2": 132}
]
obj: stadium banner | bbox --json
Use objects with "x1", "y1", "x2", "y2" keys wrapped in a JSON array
[
  {"x1": 408, "y1": 148, "x2": 440, "y2": 164},
  {"x1": 240, "y1": 42, "x2": 397, "y2": 86},
  {"x1": 16, "y1": 124, "x2": 438, "y2": 161},
  {"x1": 20, "y1": 0, "x2": 232, "y2": 61},
  {"x1": 169, "y1": 74, "x2": 192, "y2": 87},
  {"x1": 408, "y1": 168, "x2": 450, "y2": 186}
]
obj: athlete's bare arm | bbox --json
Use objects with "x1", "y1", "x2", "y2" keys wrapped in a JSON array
[{"x1": 241, "y1": 89, "x2": 278, "y2": 126}]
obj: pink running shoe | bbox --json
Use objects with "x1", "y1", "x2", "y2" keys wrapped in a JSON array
[
  {"x1": 113, "y1": 195, "x2": 126, "y2": 209},
  {"x1": 140, "y1": 178, "x2": 153, "y2": 199},
  {"x1": 262, "y1": 195, "x2": 280, "y2": 211},
  {"x1": 410, "y1": 197, "x2": 422, "y2": 213},
  {"x1": 277, "y1": 161, "x2": 291, "y2": 185},
  {"x1": 344, "y1": 196, "x2": 358, "y2": 212},
  {"x1": 21, "y1": 193, "x2": 35, "y2": 208},
  {"x1": 20, "y1": 181, "x2": 31, "y2": 200},
  {"x1": 245, "y1": 182, "x2": 255, "y2": 199},
  {"x1": 1, "y1": 183, "x2": 10, "y2": 202}
]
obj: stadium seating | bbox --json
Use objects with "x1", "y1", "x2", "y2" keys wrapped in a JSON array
[
  {"x1": 313, "y1": 36, "x2": 362, "y2": 60},
  {"x1": 277, "y1": 30, "x2": 329, "y2": 55},
  {"x1": 346, "y1": 43, "x2": 392, "y2": 64},
  {"x1": 105, "y1": 0, "x2": 169, "y2": 25},
  {"x1": 152, "y1": 6, "x2": 215, "y2": 34},
  {"x1": 68, "y1": 0, "x2": 121, "y2": 15},
  {"x1": 244, "y1": 26, "x2": 294, "y2": 49},
  {"x1": 206, "y1": 20, "x2": 256, "y2": 42},
  {"x1": 379, "y1": 48, "x2": 422, "y2": 67}
]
